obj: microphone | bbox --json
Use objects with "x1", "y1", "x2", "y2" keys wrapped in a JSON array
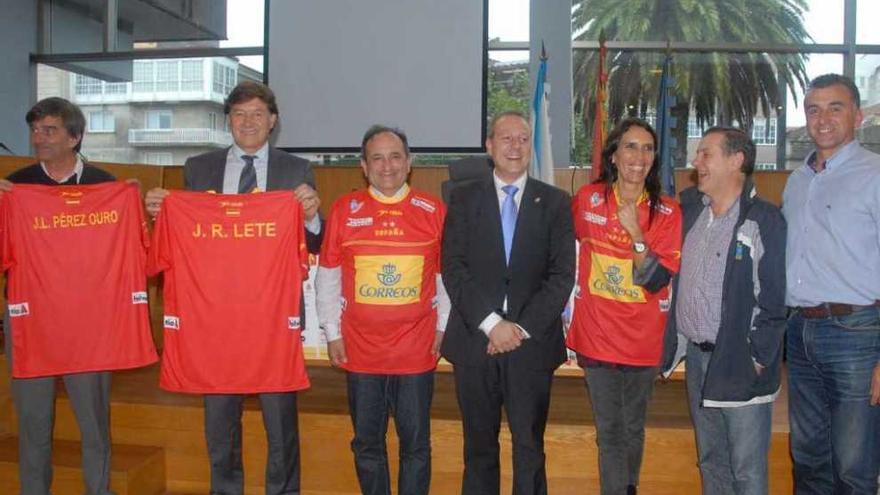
[{"x1": 0, "y1": 142, "x2": 15, "y2": 155}]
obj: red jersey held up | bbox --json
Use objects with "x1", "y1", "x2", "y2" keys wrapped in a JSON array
[
  {"x1": 320, "y1": 187, "x2": 445, "y2": 374},
  {"x1": 150, "y1": 190, "x2": 310, "y2": 394},
  {"x1": 566, "y1": 183, "x2": 682, "y2": 366},
  {"x1": 0, "y1": 182, "x2": 157, "y2": 378}
]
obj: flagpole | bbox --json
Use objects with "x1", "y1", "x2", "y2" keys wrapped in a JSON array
[{"x1": 589, "y1": 31, "x2": 607, "y2": 182}]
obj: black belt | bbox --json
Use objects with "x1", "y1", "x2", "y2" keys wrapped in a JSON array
[
  {"x1": 692, "y1": 341, "x2": 715, "y2": 352},
  {"x1": 795, "y1": 301, "x2": 880, "y2": 319}
]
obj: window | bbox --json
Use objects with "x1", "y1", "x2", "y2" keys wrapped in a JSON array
[
  {"x1": 133, "y1": 61, "x2": 154, "y2": 92},
  {"x1": 213, "y1": 62, "x2": 236, "y2": 95},
  {"x1": 156, "y1": 60, "x2": 178, "y2": 92},
  {"x1": 146, "y1": 110, "x2": 172, "y2": 129},
  {"x1": 755, "y1": 162, "x2": 777, "y2": 171},
  {"x1": 687, "y1": 118, "x2": 711, "y2": 139},
  {"x1": 181, "y1": 59, "x2": 203, "y2": 91},
  {"x1": 75, "y1": 74, "x2": 103, "y2": 95},
  {"x1": 87, "y1": 110, "x2": 115, "y2": 132},
  {"x1": 752, "y1": 118, "x2": 777, "y2": 146}
]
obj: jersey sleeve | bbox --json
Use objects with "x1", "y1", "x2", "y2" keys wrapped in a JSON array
[
  {"x1": 125, "y1": 183, "x2": 150, "y2": 252},
  {"x1": 0, "y1": 193, "x2": 15, "y2": 272},
  {"x1": 649, "y1": 199, "x2": 682, "y2": 274},
  {"x1": 147, "y1": 196, "x2": 173, "y2": 276},
  {"x1": 294, "y1": 197, "x2": 309, "y2": 280}
]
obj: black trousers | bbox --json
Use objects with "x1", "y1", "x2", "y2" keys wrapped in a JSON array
[
  {"x1": 203, "y1": 392, "x2": 300, "y2": 495},
  {"x1": 453, "y1": 355, "x2": 554, "y2": 495}
]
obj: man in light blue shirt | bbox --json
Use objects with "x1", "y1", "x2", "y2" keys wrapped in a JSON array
[{"x1": 782, "y1": 73, "x2": 880, "y2": 494}]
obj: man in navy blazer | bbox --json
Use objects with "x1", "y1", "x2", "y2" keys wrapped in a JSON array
[
  {"x1": 441, "y1": 111, "x2": 575, "y2": 495},
  {"x1": 145, "y1": 81, "x2": 321, "y2": 495}
]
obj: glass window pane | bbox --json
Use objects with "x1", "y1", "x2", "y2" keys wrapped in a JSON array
[
  {"x1": 573, "y1": 0, "x2": 841, "y2": 44},
  {"x1": 857, "y1": 0, "x2": 880, "y2": 44},
  {"x1": 156, "y1": 60, "x2": 178, "y2": 92},
  {"x1": 571, "y1": 49, "x2": 838, "y2": 170},
  {"x1": 488, "y1": 50, "x2": 530, "y2": 120},
  {"x1": 133, "y1": 60, "x2": 154, "y2": 93},
  {"x1": 489, "y1": 0, "x2": 528, "y2": 41},
  {"x1": 222, "y1": 0, "x2": 265, "y2": 48},
  {"x1": 181, "y1": 60, "x2": 203, "y2": 91},
  {"x1": 75, "y1": 74, "x2": 102, "y2": 95},
  {"x1": 856, "y1": 54, "x2": 880, "y2": 108},
  {"x1": 38, "y1": 59, "x2": 250, "y2": 165},
  {"x1": 856, "y1": 54, "x2": 880, "y2": 154}
]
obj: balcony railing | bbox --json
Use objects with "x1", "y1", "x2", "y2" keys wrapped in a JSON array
[{"x1": 128, "y1": 128, "x2": 232, "y2": 147}]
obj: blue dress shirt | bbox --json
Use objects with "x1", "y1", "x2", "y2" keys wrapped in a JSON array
[{"x1": 783, "y1": 140, "x2": 880, "y2": 306}]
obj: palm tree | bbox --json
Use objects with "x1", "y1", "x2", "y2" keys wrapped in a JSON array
[{"x1": 573, "y1": 0, "x2": 811, "y2": 167}]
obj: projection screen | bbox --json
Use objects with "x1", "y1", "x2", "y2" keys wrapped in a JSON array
[{"x1": 266, "y1": 0, "x2": 488, "y2": 152}]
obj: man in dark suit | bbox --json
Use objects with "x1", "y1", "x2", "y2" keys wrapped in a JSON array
[
  {"x1": 441, "y1": 111, "x2": 575, "y2": 495},
  {"x1": 144, "y1": 81, "x2": 321, "y2": 495}
]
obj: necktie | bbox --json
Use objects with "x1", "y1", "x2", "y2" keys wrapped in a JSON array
[
  {"x1": 238, "y1": 154, "x2": 257, "y2": 193},
  {"x1": 501, "y1": 184, "x2": 519, "y2": 264}
]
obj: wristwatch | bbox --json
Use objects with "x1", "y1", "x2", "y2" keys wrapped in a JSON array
[{"x1": 632, "y1": 241, "x2": 647, "y2": 254}]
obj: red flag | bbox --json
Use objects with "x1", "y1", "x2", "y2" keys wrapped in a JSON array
[{"x1": 590, "y1": 37, "x2": 608, "y2": 181}]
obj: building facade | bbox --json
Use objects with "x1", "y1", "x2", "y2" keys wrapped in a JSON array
[{"x1": 38, "y1": 57, "x2": 260, "y2": 166}]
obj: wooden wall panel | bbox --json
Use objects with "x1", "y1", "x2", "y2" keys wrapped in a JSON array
[{"x1": 0, "y1": 156, "x2": 795, "y2": 209}]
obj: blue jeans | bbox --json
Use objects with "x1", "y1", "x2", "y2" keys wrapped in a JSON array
[
  {"x1": 787, "y1": 308, "x2": 880, "y2": 494},
  {"x1": 686, "y1": 342, "x2": 772, "y2": 495},
  {"x1": 346, "y1": 371, "x2": 434, "y2": 495}
]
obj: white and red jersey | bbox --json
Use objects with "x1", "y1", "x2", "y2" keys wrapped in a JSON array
[
  {"x1": 320, "y1": 187, "x2": 445, "y2": 374},
  {"x1": 149, "y1": 190, "x2": 310, "y2": 393},
  {"x1": 0, "y1": 182, "x2": 157, "y2": 378},
  {"x1": 566, "y1": 183, "x2": 682, "y2": 366}
]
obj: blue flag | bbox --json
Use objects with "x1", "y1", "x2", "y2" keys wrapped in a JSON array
[
  {"x1": 656, "y1": 54, "x2": 676, "y2": 196},
  {"x1": 530, "y1": 52, "x2": 554, "y2": 185}
]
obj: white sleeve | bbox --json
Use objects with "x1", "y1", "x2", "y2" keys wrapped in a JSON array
[
  {"x1": 315, "y1": 265, "x2": 343, "y2": 341},
  {"x1": 305, "y1": 214, "x2": 322, "y2": 235},
  {"x1": 434, "y1": 274, "x2": 450, "y2": 332}
]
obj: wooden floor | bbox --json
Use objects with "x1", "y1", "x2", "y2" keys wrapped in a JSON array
[{"x1": 0, "y1": 357, "x2": 794, "y2": 494}]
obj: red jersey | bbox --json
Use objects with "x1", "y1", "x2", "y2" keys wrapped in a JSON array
[
  {"x1": 320, "y1": 187, "x2": 445, "y2": 374},
  {"x1": 0, "y1": 182, "x2": 157, "y2": 378},
  {"x1": 149, "y1": 190, "x2": 310, "y2": 393},
  {"x1": 566, "y1": 183, "x2": 682, "y2": 366}
]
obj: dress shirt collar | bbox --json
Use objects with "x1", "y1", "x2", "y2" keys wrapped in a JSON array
[
  {"x1": 492, "y1": 170, "x2": 527, "y2": 193},
  {"x1": 368, "y1": 183, "x2": 410, "y2": 204},
  {"x1": 40, "y1": 157, "x2": 83, "y2": 184},
  {"x1": 230, "y1": 142, "x2": 270, "y2": 163},
  {"x1": 805, "y1": 139, "x2": 860, "y2": 173}
]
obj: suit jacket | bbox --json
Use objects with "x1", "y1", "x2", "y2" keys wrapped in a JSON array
[
  {"x1": 183, "y1": 146, "x2": 323, "y2": 253},
  {"x1": 441, "y1": 174, "x2": 576, "y2": 370}
]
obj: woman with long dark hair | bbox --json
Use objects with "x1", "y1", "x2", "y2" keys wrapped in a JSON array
[{"x1": 566, "y1": 118, "x2": 683, "y2": 495}]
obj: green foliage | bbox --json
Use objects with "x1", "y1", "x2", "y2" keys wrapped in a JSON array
[
  {"x1": 487, "y1": 64, "x2": 530, "y2": 121},
  {"x1": 572, "y1": 0, "x2": 810, "y2": 166}
]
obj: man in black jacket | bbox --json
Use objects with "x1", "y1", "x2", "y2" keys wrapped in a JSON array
[
  {"x1": 441, "y1": 111, "x2": 575, "y2": 495},
  {"x1": 663, "y1": 127, "x2": 787, "y2": 495},
  {"x1": 0, "y1": 97, "x2": 117, "y2": 495}
]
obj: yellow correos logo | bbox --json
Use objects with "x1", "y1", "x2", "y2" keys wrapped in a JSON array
[
  {"x1": 354, "y1": 255, "x2": 423, "y2": 305},
  {"x1": 588, "y1": 252, "x2": 645, "y2": 303}
]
